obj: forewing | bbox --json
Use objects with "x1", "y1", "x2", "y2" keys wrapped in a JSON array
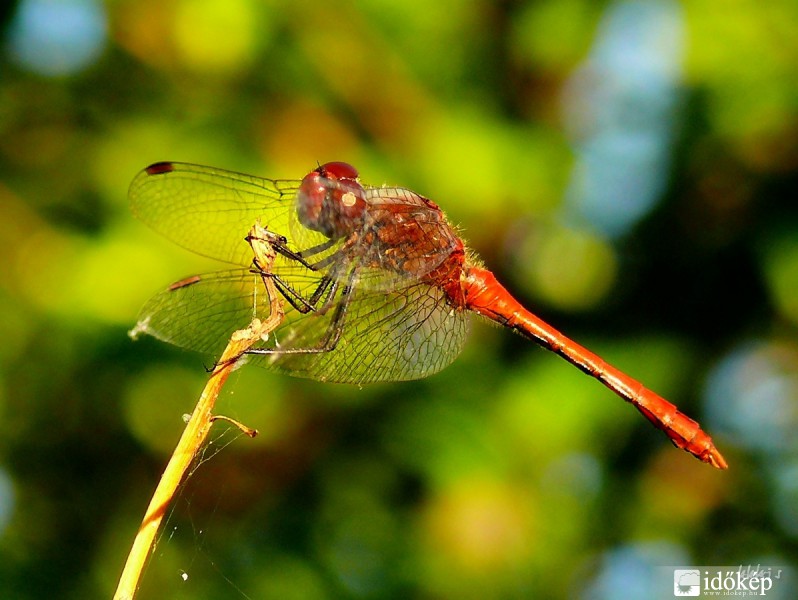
[{"x1": 129, "y1": 162, "x2": 328, "y2": 266}]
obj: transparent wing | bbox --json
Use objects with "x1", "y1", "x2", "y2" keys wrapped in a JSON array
[
  {"x1": 128, "y1": 162, "x2": 329, "y2": 266},
  {"x1": 131, "y1": 265, "x2": 470, "y2": 384},
  {"x1": 130, "y1": 163, "x2": 459, "y2": 284},
  {"x1": 130, "y1": 269, "x2": 268, "y2": 355},
  {"x1": 256, "y1": 277, "x2": 470, "y2": 383}
]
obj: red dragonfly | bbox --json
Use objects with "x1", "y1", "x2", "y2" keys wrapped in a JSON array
[{"x1": 129, "y1": 161, "x2": 727, "y2": 469}]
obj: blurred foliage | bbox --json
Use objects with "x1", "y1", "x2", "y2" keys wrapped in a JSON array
[{"x1": 0, "y1": 0, "x2": 797, "y2": 598}]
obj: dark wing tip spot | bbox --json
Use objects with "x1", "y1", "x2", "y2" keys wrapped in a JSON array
[{"x1": 146, "y1": 162, "x2": 175, "y2": 175}]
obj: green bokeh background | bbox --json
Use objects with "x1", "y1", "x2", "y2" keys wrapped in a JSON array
[{"x1": 1, "y1": 1, "x2": 797, "y2": 598}]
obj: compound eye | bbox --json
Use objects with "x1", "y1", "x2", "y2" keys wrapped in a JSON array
[{"x1": 317, "y1": 161, "x2": 359, "y2": 182}]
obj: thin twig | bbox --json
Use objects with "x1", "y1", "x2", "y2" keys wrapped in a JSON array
[{"x1": 114, "y1": 223, "x2": 284, "y2": 600}]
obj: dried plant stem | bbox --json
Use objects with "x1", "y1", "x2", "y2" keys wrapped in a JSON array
[{"x1": 114, "y1": 224, "x2": 284, "y2": 600}]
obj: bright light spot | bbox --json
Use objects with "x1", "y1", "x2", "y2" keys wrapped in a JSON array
[
  {"x1": 7, "y1": 0, "x2": 107, "y2": 76},
  {"x1": 173, "y1": 0, "x2": 263, "y2": 73},
  {"x1": 0, "y1": 468, "x2": 15, "y2": 535},
  {"x1": 512, "y1": 0, "x2": 598, "y2": 71},
  {"x1": 524, "y1": 224, "x2": 617, "y2": 310},
  {"x1": 71, "y1": 231, "x2": 178, "y2": 325},
  {"x1": 561, "y1": 0, "x2": 684, "y2": 238},
  {"x1": 704, "y1": 342, "x2": 798, "y2": 455},
  {"x1": 421, "y1": 477, "x2": 535, "y2": 574},
  {"x1": 579, "y1": 542, "x2": 689, "y2": 600}
]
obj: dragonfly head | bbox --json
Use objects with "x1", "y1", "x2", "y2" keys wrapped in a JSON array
[{"x1": 297, "y1": 162, "x2": 367, "y2": 239}]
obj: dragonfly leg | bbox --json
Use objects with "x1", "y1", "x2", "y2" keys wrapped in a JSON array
[
  {"x1": 250, "y1": 261, "x2": 338, "y2": 315},
  {"x1": 245, "y1": 270, "x2": 355, "y2": 357},
  {"x1": 247, "y1": 228, "x2": 345, "y2": 273},
  {"x1": 246, "y1": 226, "x2": 336, "y2": 314},
  {"x1": 246, "y1": 228, "x2": 321, "y2": 271},
  {"x1": 245, "y1": 225, "x2": 355, "y2": 356},
  {"x1": 249, "y1": 232, "x2": 347, "y2": 316},
  {"x1": 272, "y1": 274, "x2": 334, "y2": 314},
  {"x1": 296, "y1": 238, "x2": 339, "y2": 261}
]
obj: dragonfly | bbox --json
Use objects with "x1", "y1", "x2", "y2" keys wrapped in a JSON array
[{"x1": 129, "y1": 161, "x2": 727, "y2": 469}]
